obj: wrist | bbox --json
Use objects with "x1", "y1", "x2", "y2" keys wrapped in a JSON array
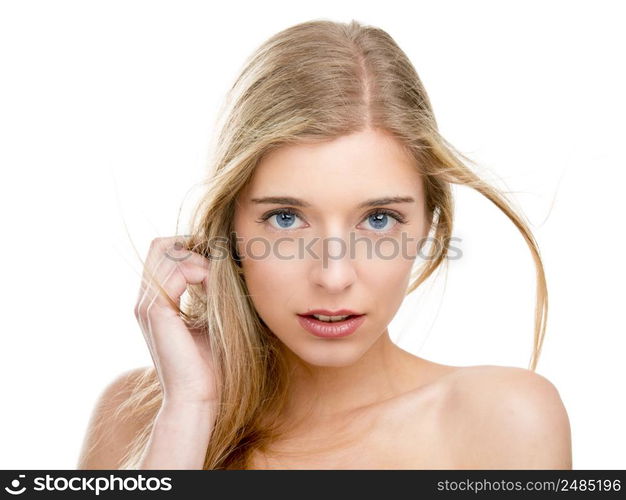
[
  {"x1": 140, "y1": 402, "x2": 216, "y2": 470},
  {"x1": 158, "y1": 399, "x2": 217, "y2": 423}
]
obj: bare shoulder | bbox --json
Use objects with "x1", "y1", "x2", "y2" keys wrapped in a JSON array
[
  {"x1": 434, "y1": 365, "x2": 572, "y2": 469},
  {"x1": 77, "y1": 366, "x2": 161, "y2": 470}
]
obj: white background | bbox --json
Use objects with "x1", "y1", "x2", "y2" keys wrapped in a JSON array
[{"x1": 1, "y1": 0, "x2": 624, "y2": 469}]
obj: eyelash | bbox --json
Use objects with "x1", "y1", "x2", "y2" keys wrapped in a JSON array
[{"x1": 256, "y1": 208, "x2": 408, "y2": 232}]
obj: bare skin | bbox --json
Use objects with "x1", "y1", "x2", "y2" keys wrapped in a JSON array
[
  {"x1": 248, "y1": 348, "x2": 458, "y2": 469},
  {"x1": 247, "y1": 351, "x2": 572, "y2": 469},
  {"x1": 78, "y1": 356, "x2": 571, "y2": 469}
]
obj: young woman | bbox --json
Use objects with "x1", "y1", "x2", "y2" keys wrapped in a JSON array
[{"x1": 77, "y1": 19, "x2": 571, "y2": 470}]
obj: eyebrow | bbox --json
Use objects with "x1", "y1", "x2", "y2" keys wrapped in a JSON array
[{"x1": 250, "y1": 195, "x2": 416, "y2": 209}]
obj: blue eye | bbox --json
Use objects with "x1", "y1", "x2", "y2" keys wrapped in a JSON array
[
  {"x1": 261, "y1": 209, "x2": 304, "y2": 230},
  {"x1": 364, "y1": 212, "x2": 393, "y2": 231},
  {"x1": 273, "y1": 212, "x2": 298, "y2": 229},
  {"x1": 358, "y1": 208, "x2": 407, "y2": 233}
]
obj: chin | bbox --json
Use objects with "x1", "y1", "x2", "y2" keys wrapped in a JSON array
[{"x1": 289, "y1": 342, "x2": 367, "y2": 368}]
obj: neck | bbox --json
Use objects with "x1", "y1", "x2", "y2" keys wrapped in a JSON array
[{"x1": 280, "y1": 330, "x2": 423, "y2": 424}]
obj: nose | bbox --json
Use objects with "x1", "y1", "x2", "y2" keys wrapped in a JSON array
[{"x1": 308, "y1": 236, "x2": 357, "y2": 293}]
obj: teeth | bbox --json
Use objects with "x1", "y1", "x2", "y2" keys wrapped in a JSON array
[{"x1": 312, "y1": 314, "x2": 351, "y2": 322}]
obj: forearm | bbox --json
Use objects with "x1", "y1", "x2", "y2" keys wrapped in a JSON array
[{"x1": 138, "y1": 402, "x2": 217, "y2": 469}]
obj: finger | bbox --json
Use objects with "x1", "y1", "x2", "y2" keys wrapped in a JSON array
[
  {"x1": 140, "y1": 250, "x2": 210, "y2": 313},
  {"x1": 135, "y1": 240, "x2": 211, "y2": 361},
  {"x1": 136, "y1": 238, "x2": 210, "y2": 310}
]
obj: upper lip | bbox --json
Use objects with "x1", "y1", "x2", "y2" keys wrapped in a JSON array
[{"x1": 299, "y1": 309, "x2": 363, "y2": 316}]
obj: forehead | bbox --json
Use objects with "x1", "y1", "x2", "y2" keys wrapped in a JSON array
[{"x1": 244, "y1": 129, "x2": 422, "y2": 203}]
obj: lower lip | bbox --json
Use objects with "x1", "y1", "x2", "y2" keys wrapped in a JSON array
[{"x1": 297, "y1": 314, "x2": 366, "y2": 338}]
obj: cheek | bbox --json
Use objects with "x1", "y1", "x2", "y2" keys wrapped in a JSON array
[
  {"x1": 240, "y1": 253, "x2": 304, "y2": 322},
  {"x1": 361, "y1": 256, "x2": 414, "y2": 310},
  {"x1": 246, "y1": 259, "x2": 293, "y2": 294}
]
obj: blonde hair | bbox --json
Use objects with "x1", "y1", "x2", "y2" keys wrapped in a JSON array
[{"x1": 117, "y1": 18, "x2": 548, "y2": 469}]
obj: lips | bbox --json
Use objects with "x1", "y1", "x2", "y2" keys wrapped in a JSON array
[
  {"x1": 296, "y1": 311, "x2": 366, "y2": 338},
  {"x1": 299, "y1": 309, "x2": 362, "y2": 317},
  {"x1": 299, "y1": 313, "x2": 361, "y2": 322}
]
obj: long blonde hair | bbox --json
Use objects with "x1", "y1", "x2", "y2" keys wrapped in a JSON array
[{"x1": 117, "y1": 18, "x2": 548, "y2": 469}]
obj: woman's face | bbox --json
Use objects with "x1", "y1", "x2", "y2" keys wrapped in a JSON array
[{"x1": 233, "y1": 128, "x2": 430, "y2": 367}]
